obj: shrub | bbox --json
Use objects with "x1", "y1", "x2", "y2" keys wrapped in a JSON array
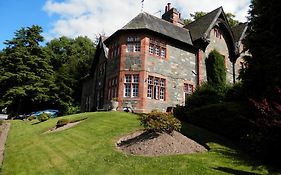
[
  {"x1": 185, "y1": 83, "x2": 226, "y2": 109},
  {"x1": 186, "y1": 102, "x2": 252, "y2": 139},
  {"x1": 64, "y1": 105, "x2": 80, "y2": 115},
  {"x1": 139, "y1": 111, "x2": 181, "y2": 134},
  {"x1": 37, "y1": 113, "x2": 50, "y2": 122},
  {"x1": 69, "y1": 117, "x2": 88, "y2": 123},
  {"x1": 56, "y1": 118, "x2": 69, "y2": 128},
  {"x1": 205, "y1": 49, "x2": 226, "y2": 88},
  {"x1": 27, "y1": 115, "x2": 36, "y2": 121},
  {"x1": 0, "y1": 120, "x2": 3, "y2": 125}
]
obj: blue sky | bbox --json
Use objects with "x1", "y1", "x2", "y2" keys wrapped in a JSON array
[
  {"x1": 0, "y1": 0, "x2": 55, "y2": 49},
  {"x1": 0, "y1": 0, "x2": 250, "y2": 51}
]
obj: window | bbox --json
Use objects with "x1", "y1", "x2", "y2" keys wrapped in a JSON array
[
  {"x1": 127, "y1": 44, "x2": 134, "y2": 52},
  {"x1": 147, "y1": 76, "x2": 166, "y2": 101},
  {"x1": 149, "y1": 44, "x2": 154, "y2": 54},
  {"x1": 126, "y1": 36, "x2": 141, "y2": 52},
  {"x1": 124, "y1": 74, "x2": 139, "y2": 97},
  {"x1": 214, "y1": 28, "x2": 222, "y2": 39},
  {"x1": 149, "y1": 38, "x2": 166, "y2": 58},
  {"x1": 109, "y1": 40, "x2": 119, "y2": 59},
  {"x1": 184, "y1": 83, "x2": 194, "y2": 96},
  {"x1": 108, "y1": 77, "x2": 118, "y2": 100}
]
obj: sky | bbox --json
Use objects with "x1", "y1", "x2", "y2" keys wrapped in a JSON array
[{"x1": 0, "y1": 0, "x2": 251, "y2": 50}]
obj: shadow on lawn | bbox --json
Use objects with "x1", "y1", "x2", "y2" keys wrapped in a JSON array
[
  {"x1": 31, "y1": 121, "x2": 41, "y2": 125},
  {"x1": 180, "y1": 122, "x2": 280, "y2": 174},
  {"x1": 213, "y1": 167, "x2": 262, "y2": 175}
]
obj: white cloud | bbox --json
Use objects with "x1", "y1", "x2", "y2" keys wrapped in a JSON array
[{"x1": 43, "y1": 0, "x2": 250, "y2": 41}]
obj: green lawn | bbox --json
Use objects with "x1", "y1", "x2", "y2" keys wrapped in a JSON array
[{"x1": 1, "y1": 112, "x2": 279, "y2": 175}]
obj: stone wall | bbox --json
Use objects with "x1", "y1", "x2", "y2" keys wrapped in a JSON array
[
  {"x1": 204, "y1": 28, "x2": 235, "y2": 84},
  {"x1": 144, "y1": 43, "x2": 197, "y2": 112}
]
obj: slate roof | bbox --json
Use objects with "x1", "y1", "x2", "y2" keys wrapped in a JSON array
[
  {"x1": 232, "y1": 23, "x2": 248, "y2": 43},
  {"x1": 184, "y1": 7, "x2": 223, "y2": 41},
  {"x1": 113, "y1": 12, "x2": 193, "y2": 46},
  {"x1": 89, "y1": 37, "x2": 108, "y2": 75}
]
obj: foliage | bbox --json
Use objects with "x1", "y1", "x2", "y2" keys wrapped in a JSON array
[
  {"x1": 3, "y1": 112, "x2": 274, "y2": 175},
  {"x1": 225, "y1": 13, "x2": 239, "y2": 27},
  {"x1": 63, "y1": 105, "x2": 80, "y2": 115},
  {"x1": 37, "y1": 113, "x2": 50, "y2": 122},
  {"x1": 183, "y1": 11, "x2": 239, "y2": 27},
  {"x1": 56, "y1": 118, "x2": 69, "y2": 128},
  {"x1": 241, "y1": 0, "x2": 281, "y2": 100},
  {"x1": 0, "y1": 26, "x2": 96, "y2": 115},
  {"x1": 27, "y1": 115, "x2": 36, "y2": 121},
  {"x1": 0, "y1": 25, "x2": 56, "y2": 114},
  {"x1": 185, "y1": 83, "x2": 226, "y2": 109},
  {"x1": 139, "y1": 111, "x2": 181, "y2": 133},
  {"x1": 69, "y1": 117, "x2": 88, "y2": 123},
  {"x1": 205, "y1": 49, "x2": 226, "y2": 88},
  {"x1": 225, "y1": 82, "x2": 245, "y2": 101},
  {"x1": 186, "y1": 102, "x2": 252, "y2": 139},
  {"x1": 239, "y1": 0, "x2": 281, "y2": 166},
  {"x1": 45, "y1": 36, "x2": 96, "y2": 110}
]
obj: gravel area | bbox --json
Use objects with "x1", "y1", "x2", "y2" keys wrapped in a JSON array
[{"x1": 116, "y1": 130, "x2": 208, "y2": 156}]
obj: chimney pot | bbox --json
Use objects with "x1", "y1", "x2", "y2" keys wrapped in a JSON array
[
  {"x1": 167, "y1": 3, "x2": 171, "y2": 10},
  {"x1": 165, "y1": 5, "x2": 168, "y2": 12}
]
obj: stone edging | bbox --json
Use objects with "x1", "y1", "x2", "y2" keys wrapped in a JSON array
[{"x1": 0, "y1": 122, "x2": 11, "y2": 168}]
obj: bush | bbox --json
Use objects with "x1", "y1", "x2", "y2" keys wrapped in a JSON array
[
  {"x1": 139, "y1": 111, "x2": 181, "y2": 134},
  {"x1": 186, "y1": 102, "x2": 252, "y2": 139},
  {"x1": 56, "y1": 118, "x2": 69, "y2": 128},
  {"x1": 0, "y1": 120, "x2": 3, "y2": 125},
  {"x1": 27, "y1": 115, "x2": 36, "y2": 121},
  {"x1": 185, "y1": 83, "x2": 226, "y2": 109},
  {"x1": 37, "y1": 113, "x2": 50, "y2": 122},
  {"x1": 205, "y1": 49, "x2": 226, "y2": 87},
  {"x1": 69, "y1": 117, "x2": 88, "y2": 123},
  {"x1": 64, "y1": 105, "x2": 80, "y2": 115}
]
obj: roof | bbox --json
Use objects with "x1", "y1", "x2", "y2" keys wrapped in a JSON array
[
  {"x1": 184, "y1": 7, "x2": 223, "y2": 41},
  {"x1": 108, "y1": 12, "x2": 193, "y2": 46},
  {"x1": 89, "y1": 37, "x2": 108, "y2": 75},
  {"x1": 232, "y1": 23, "x2": 248, "y2": 43}
]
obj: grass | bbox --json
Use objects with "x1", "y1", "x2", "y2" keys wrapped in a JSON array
[{"x1": 1, "y1": 112, "x2": 279, "y2": 175}]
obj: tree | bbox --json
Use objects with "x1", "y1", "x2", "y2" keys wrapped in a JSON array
[
  {"x1": 239, "y1": 0, "x2": 281, "y2": 166},
  {"x1": 183, "y1": 11, "x2": 239, "y2": 27},
  {"x1": 205, "y1": 49, "x2": 226, "y2": 89},
  {"x1": 226, "y1": 13, "x2": 239, "y2": 27},
  {"x1": 183, "y1": 12, "x2": 206, "y2": 25},
  {"x1": 45, "y1": 36, "x2": 96, "y2": 110},
  {"x1": 241, "y1": 0, "x2": 281, "y2": 99},
  {"x1": 0, "y1": 25, "x2": 56, "y2": 115}
]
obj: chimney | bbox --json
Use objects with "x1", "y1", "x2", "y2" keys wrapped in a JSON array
[
  {"x1": 161, "y1": 3, "x2": 184, "y2": 27},
  {"x1": 167, "y1": 3, "x2": 171, "y2": 10}
]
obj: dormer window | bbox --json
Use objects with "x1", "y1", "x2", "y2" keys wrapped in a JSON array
[
  {"x1": 126, "y1": 36, "x2": 141, "y2": 52},
  {"x1": 149, "y1": 38, "x2": 166, "y2": 58}
]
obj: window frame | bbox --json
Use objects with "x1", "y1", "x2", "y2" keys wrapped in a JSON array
[
  {"x1": 126, "y1": 36, "x2": 141, "y2": 53},
  {"x1": 149, "y1": 38, "x2": 167, "y2": 58},
  {"x1": 147, "y1": 76, "x2": 166, "y2": 101},
  {"x1": 124, "y1": 74, "x2": 139, "y2": 98}
]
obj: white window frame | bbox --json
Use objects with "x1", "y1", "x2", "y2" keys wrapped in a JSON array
[{"x1": 124, "y1": 74, "x2": 139, "y2": 98}]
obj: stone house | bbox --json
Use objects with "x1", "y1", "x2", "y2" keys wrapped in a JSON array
[{"x1": 81, "y1": 3, "x2": 247, "y2": 113}]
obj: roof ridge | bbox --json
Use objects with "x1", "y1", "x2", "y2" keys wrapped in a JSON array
[{"x1": 141, "y1": 12, "x2": 190, "y2": 32}]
